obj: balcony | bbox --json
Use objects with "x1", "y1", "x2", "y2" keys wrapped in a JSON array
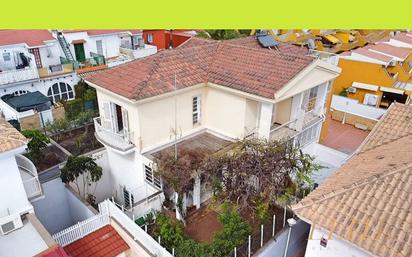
[
  {"x1": 37, "y1": 63, "x2": 74, "y2": 78},
  {"x1": 94, "y1": 117, "x2": 135, "y2": 153},
  {"x1": 119, "y1": 44, "x2": 157, "y2": 59},
  {"x1": 0, "y1": 66, "x2": 39, "y2": 86},
  {"x1": 16, "y1": 154, "x2": 42, "y2": 200}
]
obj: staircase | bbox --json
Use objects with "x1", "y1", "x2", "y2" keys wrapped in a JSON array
[{"x1": 57, "y1": 34, "x2": 75, "y2": 62}]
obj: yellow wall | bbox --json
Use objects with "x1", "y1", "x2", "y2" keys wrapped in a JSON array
[{"x1": 332, "y1": 59, "x2": 395, "y2": 104}]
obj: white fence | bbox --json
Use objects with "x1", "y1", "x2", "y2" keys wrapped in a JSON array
[
  {"x1": 23, "y1": 177, "x2": 42, "y2": 199},
  {"x1": 331, "y1": 95, "x2": 386, "y2": 120},
  {"x1": 52, "y1": 213, "x2": 110, "y2": 246},
  {"x1": 94, "y1": 117, "x2": 135, "y2": 151},
  {"x1": 16, "y1": 154, "x2": 42, "y2": 199},
  {"x1": 99, "y1": 200, "x2": 173, "y2": 257},
  {"x1": 291, "y1": 116, "x2": 324, "y2": 148},
  {"x1": 0, "y1": 65, "x2": 39, "y2": 85}
]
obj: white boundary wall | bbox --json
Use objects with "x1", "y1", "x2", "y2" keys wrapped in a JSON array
[{"x1": 331, "y1": 95, "x2": 386, "y2": 120}]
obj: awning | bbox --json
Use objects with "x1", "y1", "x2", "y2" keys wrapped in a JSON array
[
  {"x1": 324, "y1": 34, "x2": 340, "y2": 44},
  {"x1": 352, "y1": 82, "x2": 379, "y2": 91},
  {"x1": 1, "y1": 91, "x2": 52, "y2": 112},
  {"x1": 380, "y1": 86, "x2": 405, "y2": 94},
  {"x1": 71, "y1": 39, "x2": 86, "y2": 44}
]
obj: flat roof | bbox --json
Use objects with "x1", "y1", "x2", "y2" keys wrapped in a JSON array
[
  {"x1": 0, "y1": 219, "x2": 48, "y2": 257},
  {"x1": 147, "y1": 132, "x2": 233, "y2": 160}
]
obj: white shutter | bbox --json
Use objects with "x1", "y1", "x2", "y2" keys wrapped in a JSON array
[
  {"x1": 102, "y1": 102, "x2": 113, "y2": 130},
  {"x1": 121, "y1": 108, "x2": 130, "y2": 140}
]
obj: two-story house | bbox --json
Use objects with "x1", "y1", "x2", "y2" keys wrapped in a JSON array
[
  {"x1": 0, "y1": 30, "x2": 80, "y2": 127},
  {"x1": 84, "y1": 36, "x2": 341, "y2": 217}
]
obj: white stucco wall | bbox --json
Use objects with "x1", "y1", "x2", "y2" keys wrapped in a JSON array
[
  {"x1": 304, "y1": 226, "x2": 373, "y2": 257},
  {"x1": 0, "y1": 149, "x2": 33, "y2": 218}
]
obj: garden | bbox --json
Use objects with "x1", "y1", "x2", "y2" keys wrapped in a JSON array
[{"x1": 140, "y1": 138, "x2": 320, "y2": 257}]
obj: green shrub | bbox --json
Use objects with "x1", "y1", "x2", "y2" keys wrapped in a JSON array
[
  {"x1": 212, "y1": 203, "x2": 251, "y2": 256},
  {"x1": 21, "y1": 129, "x2": 50, "y2": 164},
  {"x1": 153, "y1": 213, "x2": 186, "y2": 250}
]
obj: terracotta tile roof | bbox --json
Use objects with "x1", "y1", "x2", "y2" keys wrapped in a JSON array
[
  {"x1": 35, "y1": 245, "x2": 69, "y2": 257},
  {"x1": 358, "y1": 103, "x2": 412, "y2": 152},
  {"x1": 368, "y1": 43, "x2": 411, "y2": 60},
  {"x1": 63, "y1": 225, "x2": 129, "y2": 257},
  {"x1": 177, "y1": 37, "x2": 216, "y2": 48},
  {"x1": 0, "y1": 116, "x2": 28, "y2": 153},
  {"x1": 63, "y1": 30, "x2": 141, "y2": 36},
  {"x1": 393, "y1": 33, "x2": 412, "y2": 45},
  {"x1": 352, "y1": 48, "x2": 393, "y2": 63},
  {"x1": 293, "y1": 103, "x2": 412, "y2": 257},
  {"x1": 85, "y1": 39, "x2": 314, "y2": 101},
  {"x1": 0, "y1": 30, "x2": 55, "y2": 47}
]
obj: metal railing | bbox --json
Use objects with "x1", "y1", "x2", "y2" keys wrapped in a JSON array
[
  {"x1": 37, "y1": 63, "x2": 74, "y2": 78},
  {"x1": 16, "y1": 154, "x2": 42, "y2": 199},
  {"x1": 290, "y1": 115, "x2": 324, "y2": 148},
  {"x1": 94, "y1": 117, "x2": 135, "y2": 152},
  {"x1": 52, "y1": 213, "x2": 110, "y2": 246}
]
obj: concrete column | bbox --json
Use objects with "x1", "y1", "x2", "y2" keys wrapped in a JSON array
[
  {"x1": 257, "y1": 102, "x2": 274, "y2": 139},
  {"x1": 193, "y1": 176, "x2": 201, "y2": 210}
]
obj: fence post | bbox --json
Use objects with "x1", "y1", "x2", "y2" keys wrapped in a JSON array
[
  {"x1": 272, "y1": 215, "x2": 276, "y2": 237},
  {"x1": 158, "y1": 236, "x2": 161, "y2": 245},
  {"x1": 172, "y1": 248, "x2": 175, "y2": 256},
  {"x1": 260, "y1": 224, "x2": 264, "y2": 247},
  {"x1": 283, "y1": 206, "x2": 287, "y2": 228},
  {"x1": 248, "y1": 235, "x2": 251, "y2": 257},
  {"x1": 234, "y1": 247, "x2": 237, "y2": 257}
]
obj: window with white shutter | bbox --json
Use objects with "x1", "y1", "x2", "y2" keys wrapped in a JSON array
[{"x1": 192, "y1": 96, "x2": 201, "y2": 125}]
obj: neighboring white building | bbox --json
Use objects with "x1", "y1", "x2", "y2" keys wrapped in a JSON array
[
  {"x1": 0, "y1": 30, "x2": 80, "y2": 124},
  {"x1": 58, "y1": 30, "x2": 157, "y2": 68},
  {"x1": 83, "y1": 36, "x2": 341, "y2": 219},
  {"x1": 293, "y1": 103, "x2": 412, "y2": 257},
  {"x1": 0, "y1": 116, "x2": 52, "y2": 257}
]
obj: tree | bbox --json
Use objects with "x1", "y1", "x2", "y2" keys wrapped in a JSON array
[
  {"x1": 155, "y1": 148, "x2": 206, "y2": 217},
  {"x1": 204, "y1": 138, "x2": 320, "y2": 216},
  {"x1": 205, "y1": 30, "x2": 241, "y2": 40},
  {"x1": 60, "y1": 155, "x2": 102, "y2": 204},
  {"x1": 22, "y1": 129, "x2": 50, "y2": 164}
]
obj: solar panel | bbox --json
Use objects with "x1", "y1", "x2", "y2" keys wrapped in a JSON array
[{"x1": 257, "y1": 34, "x2": 279, "y2": 48}]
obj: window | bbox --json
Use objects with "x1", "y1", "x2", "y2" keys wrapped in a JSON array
[
  {"x1": 2, "y1": 52, "x2": 11, "y2": 62},
  {"x1": 123, "y1": 187, "x2": 134, "y2": 208},
  {"x1": 96, "y1": 40, "x2": 103, "y2": 55},
  {"x1": 13, "y1": 90, "x2": 28, "y2": 96},
  {"x1": 147, "y1": 33, "x2": 154, "y2": 44},
  {"x1": 47, "y1": 82, "x2": 74, "y2": 102},
  {"x1": 29, "y1": 48, "x2": 42, "y2": 68},
  {"x1": 302, "y1": 86, "x2": 318, "y2": 112},
  {"x1": 192, "y1": 96, "x2": 201, "y2": 125},
  {"x1": 145, "y1": 165, "x2": 161, "y2": 190}
]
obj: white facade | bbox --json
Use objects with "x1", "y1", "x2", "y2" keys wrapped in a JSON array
[{"x1": 304, "y1": 226, "x2": 373, "y2": 257}]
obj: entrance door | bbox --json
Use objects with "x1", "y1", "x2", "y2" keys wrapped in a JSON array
[
  {"x1": 39, "y1": 109, "x2": 53, "y2": 127},
  {"x1": 73, "y1": 43, "x2": 86, "y2": 62}
]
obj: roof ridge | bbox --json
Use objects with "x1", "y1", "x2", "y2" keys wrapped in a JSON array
[
  {"x1": 356, "y1": 103, "x2": 412, "y2": 153},
  {"x1": 293, "y1": 161, "x2": 412, "y2": 211}
]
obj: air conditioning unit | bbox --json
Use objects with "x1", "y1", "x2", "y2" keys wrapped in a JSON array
[
  {"x1": 0, "y1": 214, "x2": 23, "y2": 235},
  {"x1": 347, "y1": 87, "x2": 357, "y2": 93}
]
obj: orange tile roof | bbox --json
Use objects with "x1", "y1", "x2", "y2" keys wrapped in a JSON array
[
  {"x1": 63, "y1": 225, "x2": 129, "y2": 257},
  {"x1": 352, "y1": 48, "x2": 393, "y2": 63},
  {"x1": 293, "y1": 103, "x2": 412, "y2": 257},
  {"x1": 35, "y1": 245, "x2": 69, "y2": 257},
  {"x1": 368, "y1": 43, "x2": 411, "y2": 60},
  {"x1": 393, "y1": 33, "x2": 412, "y2": 45},
  {"x1": 0, "y1": 30, "x2": 55, "y2": 47},
  {"x1": 85, "y1": 39, "x2": 314, "y2": 101},
  {"x1": 0, "y1": 116, "x2": 28, "y2": 153}
]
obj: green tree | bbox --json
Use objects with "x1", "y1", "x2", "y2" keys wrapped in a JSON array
[
  {"x1": 205, "y1": 30, "x2": 241, "y2": 40},
  {"x1": 60, "y1": 155, "x2": 102, "y2": 204},
  {"x1": 21, "y1": 129, "x2": 50, "y2": 164}
]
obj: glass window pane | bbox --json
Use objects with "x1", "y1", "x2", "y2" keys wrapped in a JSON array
[
  {"x1": 54, "y1": 95, "x2": 61, "y2": 102},
  {"x1": 52, "y1": 83, "x2": 59, "y2": 94},
  {"x1": 60, "y1": 82, "x2": 67, "y2": 93},
  {"x1": 47, "y1": 88, "x2": 52, "y2": 96},
  {"x1": 62, "y1": 93, "x2": 68, "y2": 100},
  {"x1": 68, "y1": 92, "x2": 74, "y2": 99}
]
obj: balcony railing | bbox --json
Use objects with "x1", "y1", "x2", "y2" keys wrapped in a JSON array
[
  {"x1": 290, "y1": 115, "x2": 324, "y2": 148},
  {"x1": 119, "y1": 44, "x2": 157, "y2": 59},
  {"x1": 94, "y1": 117, "x2": 135, "y2": 152},
  {"x1": 16, "y1": 154, "x2": 42, "y2": 199},
  {"x1": 0, "y1": 66, "x2": 39, "y2": 85}
]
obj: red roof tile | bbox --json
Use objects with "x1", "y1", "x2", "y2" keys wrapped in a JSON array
[
  {"x1": 35, "y1": 246, "x2": 69, "y2": 257},
  {"x1": 0, "y1": 30, "x2": 55, "y2": 47},
  {"x1": 352, "y1": 48, "x2": 393, "y2": 62},
  {"x1": 63, "y1": 30, "x2": 141, "y2": 36},
  {"x1": 63, "y1": 225, "x2": 129, "y2": 257},
  {"x1": 368, "y1": 43, "x2": 411, "y2": 60},
  {"x1": 85, "y1": 39, "x2": 314, "y2": 101},
  {"x1": 393, "y1": 33, "x2": 412, "y2": 45}
]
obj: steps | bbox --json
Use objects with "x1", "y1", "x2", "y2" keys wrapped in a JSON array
[{"x1": 57, "y1": 35, "x2": 75, "y2": 62}]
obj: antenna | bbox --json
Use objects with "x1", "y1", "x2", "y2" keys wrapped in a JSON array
[{"x1": 174, "y1": 72, "x2": 178, "y2": 159}]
